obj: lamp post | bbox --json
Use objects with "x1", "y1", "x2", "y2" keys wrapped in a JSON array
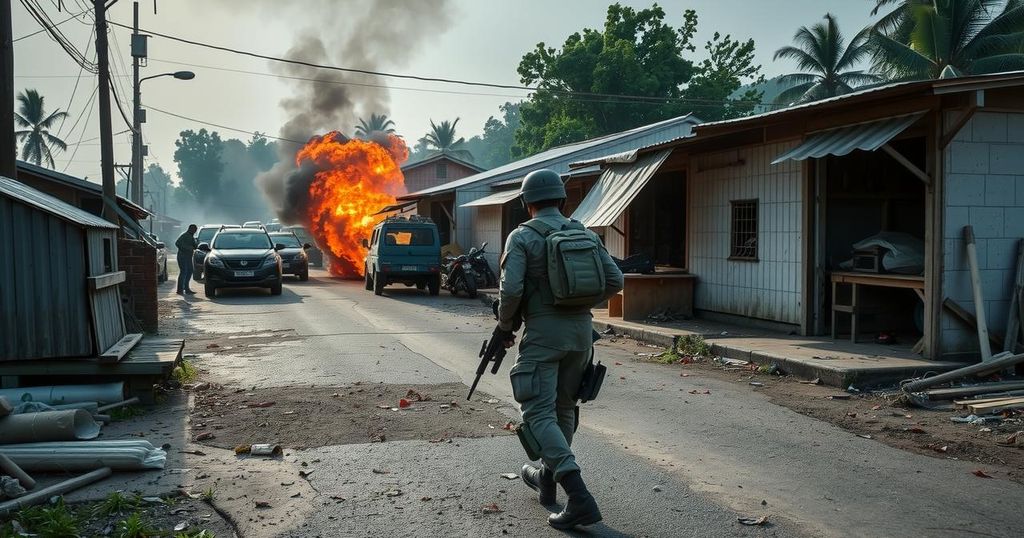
[{"x1": 131, "y1": 70, "x2": 194, "y2": 206}]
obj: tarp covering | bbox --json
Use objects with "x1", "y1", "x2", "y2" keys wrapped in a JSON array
[
  {"x1": 460, "y1": 189, "x2": 522, "y2": 208},
  {"x1": 771, "y1": 112, "x2": 926, "y2": 164},
  {"x1": 571, "y1": 149, "x2": 671, "y2": 228},
  {"x1": 372, "y1": 200, "x2": 418, "y2": 215}
]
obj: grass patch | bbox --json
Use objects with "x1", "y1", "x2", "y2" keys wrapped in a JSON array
[
  {"x1": 173, "y1": 359, "x2": 199, "y2": 384},
  {"x1": 115, "y1": 511, "x2": 158, "y2": 538},
  {"x1": 94, "y1": 491, "x2": 139, "y2": 517},
  {"x1": 13, "y1": 499, "x2": 81, "y2": 538},
  {"x1": 201, "y1": 487, "x2": 216, "y2": 502},
  {"x1": 109, "y1": 405, "x2": 146, "y2": 421},
  {"x1": 175, "y1": 531, "x2": 216, "y2": 538},
  {"x1": 655, "y1": 335, "x2": 711, "y2": 364}
]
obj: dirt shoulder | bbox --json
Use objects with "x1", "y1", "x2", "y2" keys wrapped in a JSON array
[{"x1": 601, "y1": 337, "x2": 1024, "y2": 483}]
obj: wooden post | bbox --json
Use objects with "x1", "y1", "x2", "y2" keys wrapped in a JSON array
[
  {"x1": 0, "y1": 0, "x2": 15, "y2": 180},
  {"x1": 964, "y1": 225, "x2": 993, "y2": 360}
]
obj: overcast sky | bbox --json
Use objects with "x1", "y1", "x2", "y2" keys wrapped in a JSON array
[{"x1": 13, "y1": 0, "x2": 878, "y2": 185}]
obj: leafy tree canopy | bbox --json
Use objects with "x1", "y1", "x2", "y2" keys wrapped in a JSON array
[{"x1": 173, "y1": 128, "x2": 224, "y2": 201}]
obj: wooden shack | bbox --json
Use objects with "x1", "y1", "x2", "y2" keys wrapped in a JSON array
[{"x1": 0, "y1": 176, "x2": 128, "y2": 361}]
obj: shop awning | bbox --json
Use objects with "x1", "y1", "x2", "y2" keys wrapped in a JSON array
[
  {"x1": 771, "y1": 112, "x2": 926, "y2": 164},
  {"x1": 460, "y1": 189, "x2": 522, "y2": 208},
  {"x1": 571, "y1": 149, "x2": 671, "y2": 228},
  {"x1": 372, "y1": 200, "x2": 417, "y2": 215}
]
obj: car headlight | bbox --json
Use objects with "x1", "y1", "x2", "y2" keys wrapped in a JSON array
[
  {"x1": 207, "y1": 256, "x2": 225, "y2": 268},
  {"x1": 262, "y1": 255, "x2": 278, "y2": 268}
]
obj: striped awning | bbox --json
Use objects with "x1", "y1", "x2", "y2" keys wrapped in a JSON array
[
  {"x1": 571, "y1": 149, "x2": 671, "y2": 228},
  {"x1": 460, "y1": 189, "x2": 522, "y2": 208},
  {"x1": 771, "y1": 112, "x2": 926, "y2": 164}
]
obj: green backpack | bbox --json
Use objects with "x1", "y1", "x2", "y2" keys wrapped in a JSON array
[{"x1": 521, "y1": 219, "x2": 607, "y2": 307}]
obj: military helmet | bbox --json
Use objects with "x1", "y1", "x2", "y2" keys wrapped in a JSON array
[{"x1": 519, "y1": 169, "x2": 566, "y2": 204}]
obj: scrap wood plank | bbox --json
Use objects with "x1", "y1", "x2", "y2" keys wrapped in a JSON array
[
  {"x1": 943, "y1": 298, "x2": 1004, "y2": 349},
  {"x1": 968, "y1": 397, "x2": 1024, "y2": 413},
  {"x1": 99, "y1": 333, "x2": 143, "y2": 363},
  {"x1": 970, "y1": 400, "x2": 1024, "y2": 414},
  {"x1": 925, "y1": 381, "x2": 1024, "y2": 400},
  {"x1": 954, "y1": 396, "x2": 1021, "y2": 408}
]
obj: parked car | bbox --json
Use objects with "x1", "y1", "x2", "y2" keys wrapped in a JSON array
[
  {"x1": 150, "y1": 233, "x2": 168, "y2": 283},
  {"x1": 193, "y1": 224, "x2": 240, "y2": 282},
  {"x1": 198, "y1": 227, "x2": 285, "y2": 297},
  {"x1": 242, "y1": 221, "x2": 262, "y2": 229},
  {"x1": 264, "y1": 219, "x2": 282, "y2": 233},
  {"x1": 363, "y1": 215, "x2": 441, "y2": 296},
  {"x1": 268, "y1": 231, "x2": 311, "y2": 281},
  {"x1": 282, "y1": 225, "x2": 323, "y2": 267}
]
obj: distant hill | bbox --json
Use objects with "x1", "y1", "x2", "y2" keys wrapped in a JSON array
[{"x1": 734, "y1": 75, "x2": 789, "y2": 113}]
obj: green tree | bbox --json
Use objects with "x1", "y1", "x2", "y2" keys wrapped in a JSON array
[
  {"x1": 419, "y1": 118, "x2": 473, "y2": 161},
  {"x1": 354, "y1": 113, "x2": 396, "y2": 139},
  {"x1": 247, "y1": 133, "x2": 278, "y2": 171},
  {"x1": 14, "y1": 89, "x2": 68, "y2": 168},
  {"x1": 686, "y1": 32, "x2": 765, "y2": 121},
  {"x1": 143, "y1": 163, "x2": 172, "y2": 214},
  {"x1": 464, "y1": 102, "x2": 521, "y2": 169},
  {"x1": 774, "y1": 14, "x2": 882, "y2": 106},
  {"x1": 173, "y1": 129, "x2": 224, "y2": 200},
  {"x1": 870, "y1": 0, "x2": 1024, "y2": 79},
  {"x1": 514, "y1": 4, "x2": 696, "y2": 156}
]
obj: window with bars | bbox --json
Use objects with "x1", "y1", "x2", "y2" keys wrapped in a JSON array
[
  {"x1": 730, "y1": 199, "x2": 758, "y2": 261},
  {"x1": 436, "y1": 162, "x2": 448, "y2": 179}
]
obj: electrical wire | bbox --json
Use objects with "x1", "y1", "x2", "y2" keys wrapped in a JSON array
[
  {"x1": 56, "y1": 25, "x2": 95, "y2": 137},
  {"x1": 145, "y1": 105, "x2": 306, "y2": 145},
  {"x1": 12, "y1": 7, "x2": 90, "y2": 42},
  {"x1": 62, "y1": 85, "x2": 100, "y2": 172},
  {"x1": 59, "y1": 83, "x2": 99, "y2": 148},
  {"x1": 111, "y1": 21, "x2": 769, "y2": 107},
  {"x1": 18, "y1": 0, "x2": 97, "y2": 72}
]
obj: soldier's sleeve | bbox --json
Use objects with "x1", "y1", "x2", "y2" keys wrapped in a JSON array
[
  {"x1": 597, "y1": 234, "x2": 624, "y2": 300},
  {"x1": 497, "y1": 231, "x2": 526, "y2": 331}
]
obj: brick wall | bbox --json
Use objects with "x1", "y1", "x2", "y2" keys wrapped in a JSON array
[
  {"x1": 942, "y1": 111, "x2": 1024, "y2": 355},
  {"x1": 118, "y1": 238, "x2": 158, "y2": 333}
]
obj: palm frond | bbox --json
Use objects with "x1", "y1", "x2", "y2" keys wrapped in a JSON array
[
  {"x1": 13, "y1": 112, "x2": 31, "y2": 128},
  {"x1": 871, "y1": 31, "x2": 935, "y2": 78},
  {"x1": 835, "y1": 25, "x2": 876, "y2": 71},
  {"x1": 774, "y1": 81, "x2": 816, "y2": 105},
  {"x1": 837, "y1": 71, "x2": 887, "y2": 86},
  {"x1": 43, "y1": 132, "x2": 68, "y2": 152},
  {"x1": 38, "y1": 109, "x2": 69, "y2": 130},
  {"x1": 776, "y1": 73, "x2": 819, "y2": 86},
  {"x1": 968, "y1": 52, "x2": 1024, "y2": 74},
  {"x1": 774, "y1": 45, "x2": 824, "y2": 72}
]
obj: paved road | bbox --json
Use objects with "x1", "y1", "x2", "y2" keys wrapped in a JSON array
[{"x1": 177, "y1": 268, "x2": 1023, "y2": 537}]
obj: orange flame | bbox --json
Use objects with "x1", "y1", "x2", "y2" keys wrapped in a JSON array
[{"x1": 297, "y1": 131, "x2": 408, "y2": 277}]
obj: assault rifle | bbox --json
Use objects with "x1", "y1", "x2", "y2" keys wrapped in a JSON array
[{"x1": 467, "y1": 300, "x2": 521, "y2": 400}]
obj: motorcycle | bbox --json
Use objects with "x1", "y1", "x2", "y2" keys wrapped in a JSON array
[
  {"x1": 442, "y1": 252, "x2": 478, "y2": 298},
  {"x1": 467, "y1": 242, "x2": 498, "y2": 289}
]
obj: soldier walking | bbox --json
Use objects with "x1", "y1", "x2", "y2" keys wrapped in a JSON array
[{"x1": 495, "y1": 169, "x2": 624, "y2": 529}]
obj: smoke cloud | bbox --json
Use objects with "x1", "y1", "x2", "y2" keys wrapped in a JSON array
[{"x1": 252, "y1": 0, "x2": 453, "y2": 223}]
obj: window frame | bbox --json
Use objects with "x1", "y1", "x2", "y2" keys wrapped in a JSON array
[
  {"x1": 728, "y1": 199, "x2": 759, "y2": 262},
  {"x1": 436, "y1": 162, "x2": 448, "y2": 179}
]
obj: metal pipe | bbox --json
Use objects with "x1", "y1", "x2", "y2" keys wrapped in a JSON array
[
  {"x1": 0, "y1": 409, "x2": 101, "y2": 444},
  {"x1": 902, "y1": 352, "x2": 1024, "y2": 393},
  {"x1": 0, "y1": 396, "x2": 11, "y2": 417},
  {"x1": 0, "y1": 467, "x2": 111, "y2": 517},
  {"x1": 964, "y1": 226, "x2": 993, "y2": 360},
  {"x1": 0, "y1": 453, "x2": 34, "y2": 489},
  {"x1": 0, "y1": 382, "x2": 124, "y2": 405},
  {"x1": 0, "y1": 440, "x2": 166, "y2": 471},
  {"x1": 97, "y1": 397, "x2": 140, "y2": 413}
]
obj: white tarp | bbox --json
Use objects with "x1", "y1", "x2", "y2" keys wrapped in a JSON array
[
  {"x1": 571, "y1": 149, "x2": 671, "y2": 228},
  {"x1": 459, "y1": 189, "x2": 522, "y2": 208}
]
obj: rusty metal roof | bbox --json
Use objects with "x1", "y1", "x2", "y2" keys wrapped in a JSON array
[
  {"x1": 771, "y1": 112, "x2": 927, "y2": 164},
  {"x1": 0, "y1": 175, "x2": 118, "y2": 229}
]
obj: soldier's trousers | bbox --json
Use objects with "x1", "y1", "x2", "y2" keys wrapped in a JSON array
[{"x1": 509, "y1": 342, "x2": 589, "y2": 481}]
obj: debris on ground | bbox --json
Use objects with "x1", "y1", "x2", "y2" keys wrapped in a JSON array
[
  {"x1": 737, "y1": 515, "x2": 769, "y2": 526},
  {"x1": 972, "y1": 469, "x2": 994, "y2": 478},
  {"x1": 481, "y1": 503, "x2": 502, "y2": 513},
  {"x1": 500, "y1": 473, "x2": 519, "y2": 480}
]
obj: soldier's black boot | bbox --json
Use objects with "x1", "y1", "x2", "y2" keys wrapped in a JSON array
[
  {"x1": 521, "y1": 464, "x2": 556, "y2": 505},
  {"x1": 548, "y1": 470, "x2": 602, "y2": 529}
]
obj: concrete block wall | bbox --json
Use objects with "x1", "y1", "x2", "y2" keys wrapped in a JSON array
[
  {"x1": 942, "y1": 111, "x2": 1024, "y2": 354},
  {"x1": 118, "y1": 238, "x2": 158, "y2": 333}
]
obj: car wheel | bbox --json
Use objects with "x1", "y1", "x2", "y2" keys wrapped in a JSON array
[
  {"x1": 465, "y1": 275, "x2": 478, "y2": 299},
  {"x1": 416, "y1": 281, "x2": 426, "y2": 290},
  {"x1": 364, "y1": 269, "x2": 373, "y2": 291},
  {"x1": 373, "y1": 270, "x2": 385, "y2": 296},
  {"x1": 299, "y1": 271, "x2": 309, "y2": 282},
  {"x1": 428, "y1": 275, "x2": 440, "y2": 296},
  {"x1": 271, "y1": 281, "x2": 283, "y2": 295},
  {"x1": 204, "y1": 282, "x2": 216, "y2": 298}
]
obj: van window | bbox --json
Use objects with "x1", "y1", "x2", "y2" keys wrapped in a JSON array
[{"x1": 383, "y1": 228, "x2": 434, "y2": 246}]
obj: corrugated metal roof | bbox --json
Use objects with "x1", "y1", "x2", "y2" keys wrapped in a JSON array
[
  {"x1": 401, "y1": 152, "x2": 485, "y2": 173},
  {"x1": 399, "y1": 114, "x2": 699, "y2": 200},
  {"x1": 571, "y1": 149, "x2": 671, "y2": 228},
  {"x1": 493, "y1": 163, "x2": 603, "y2": 188},
  {"x1": 0, "y1": 176, "x2": 118, "y2": 229},
  {"x1": 771, "y1": 112, "x2": 926, "y2": 164},
  {"x1": 15, "y1": 160, "x2": 152, "y2": 218},
  {"x1": 459, "y1": 189, "x2": 521, "y2": 208}
]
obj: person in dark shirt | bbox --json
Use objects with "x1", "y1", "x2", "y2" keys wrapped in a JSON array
[{"x1": 175, "y1": 224, "x2": 198, "y2": 295}]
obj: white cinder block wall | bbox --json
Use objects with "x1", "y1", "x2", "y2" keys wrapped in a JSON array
[
  {"x1": 942, "y1": 111, "x2": 1024, "y2": 354},
  {"x1": 687, "y1": 141, "x2": 804, "y2": 326}
]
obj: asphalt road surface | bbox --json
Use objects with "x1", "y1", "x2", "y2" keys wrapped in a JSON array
[{"x1": 177, "y1": 268, "x2": 1024, "y2": 537}]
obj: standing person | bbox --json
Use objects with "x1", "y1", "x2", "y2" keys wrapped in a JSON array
[
  {"x1": 175, "y1": 224, "x2": 198, "y2": 295},
  {"x1": 495, "y1": 169, "x2": 623, "y2": 529}
]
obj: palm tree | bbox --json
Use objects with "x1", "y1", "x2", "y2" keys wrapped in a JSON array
[
  {"x1": 419, "y1": 118, "x2": 473, "y2": 161},
  {"x1": 14, "y1": 89, "x2": 69, "y2": 168},
  {"x1": 773, "y1": 14, "x2": 884, "y2": 105},
  {"x1": 354, "y1": 113, "x2": 396, "y2": 139},
  {"x1": 870, "y1": 0, "x2": 1024, "y2": 80}
]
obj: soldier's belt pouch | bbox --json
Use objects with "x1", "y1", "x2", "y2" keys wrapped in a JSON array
[
  {"x1": 575, "y1": 361, "x2": 607, "y2": 403},
  {"x1": 516, "y1": 422, "x2": 542, "y2": 461}
]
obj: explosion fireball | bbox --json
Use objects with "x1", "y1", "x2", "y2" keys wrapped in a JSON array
[{"x1": 296, "y1": 131, "x2": 409, "y2": 277}]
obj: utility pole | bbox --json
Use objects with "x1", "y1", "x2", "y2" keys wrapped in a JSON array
[
  {"x1": 1, "y1": 0, "x2": 16, "y2": 179},
  {"x1": 94, "y1": 0, "x2": 118, "y2": 223},
  {"x1": 130, "y1": 0, "x2": 144, "y2": 206}
]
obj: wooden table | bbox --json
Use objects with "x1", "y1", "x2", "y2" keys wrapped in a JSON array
[
  {"x1": 608, "y1": 273, "x2": 697, "y2": 321},
  {"x1": 831, "y1": 271, "x2": 925, "y2": 346}
]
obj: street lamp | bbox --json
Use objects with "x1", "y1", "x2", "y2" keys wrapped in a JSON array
[{"x1": 131, "y1": 70, "x2": 195, "y2": 206}]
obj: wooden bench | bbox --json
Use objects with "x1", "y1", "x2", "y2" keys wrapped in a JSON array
[{"x1": 831, "y1": 271, "x2": 925, "y2": 347}]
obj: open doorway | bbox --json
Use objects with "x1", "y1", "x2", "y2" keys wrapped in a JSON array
[
  {"x1": 626, "y1": 171, "x2": 686, "y2": 268},
  {"x1": 814, "y1": 136, "x2": 927, "y2": 345}
]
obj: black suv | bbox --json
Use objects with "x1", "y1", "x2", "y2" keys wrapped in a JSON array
[
  {"x1": 198, "y1": 228, "x2": 284, "y2": 297},
  {"x1": 268, "y1": 231, "x2": 312, "y2": 281}
]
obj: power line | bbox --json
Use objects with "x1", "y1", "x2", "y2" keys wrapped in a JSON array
[
  {"x1": 56, "y1": 24, "x2": 95, "y2": 137},
  {"x1": 11, "y1": 7, "x2": 90, "y2": 42},
  {"x1": 62, "y1": 84, "x2": 100, "y2": 172},
  {"x1": 59, "y1": 83, "x2": 99, "y2": 148},
  {"x1": 145, "y1": 105, "x2": 307, "y2": 145},
  {"x1": 111, "y1": 21, "x2": 768, "y2": 107},
  {"x1": 18, "y1": 0, "x2": 97, "y2": 72}
]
